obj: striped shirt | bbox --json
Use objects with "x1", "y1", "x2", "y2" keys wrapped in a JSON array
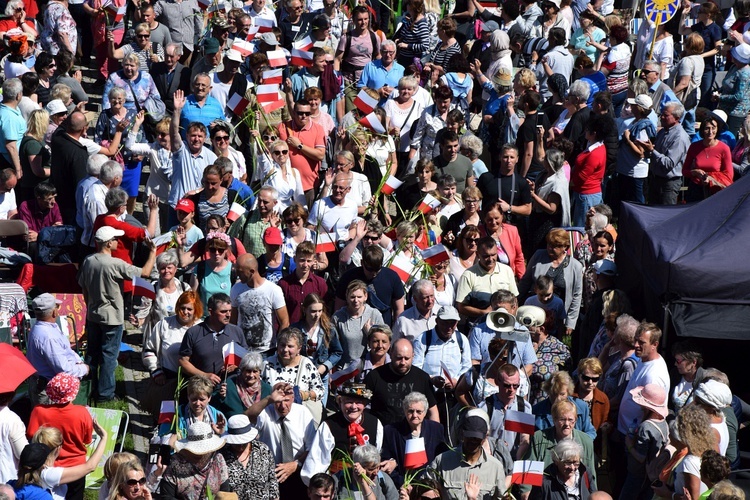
[{"x1": 169, "y1": 143, "x2": 218, "y2": 207}]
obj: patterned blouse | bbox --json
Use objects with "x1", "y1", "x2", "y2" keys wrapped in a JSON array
[
  {"x1": 94, "y1": 107, "x2": 143, "y2": 163},
  {"x1": 102, "y1": 70, "x2": 161, "y2": 111},
  {"x1": 529, "y1": 336, "x2": 571, "y2": 405},
  {"x1": 222, "y1": 444, "x2": 279, "y2": 500},
  {"x1": 41, "y1": 1, "x2": 77, "y2": 55},
  {"x1": 162, "y1": 452, "x2": 228, "y2": 500},
  {"x1": 262, "y1": 354, "x2": 325, "y2": 396}
]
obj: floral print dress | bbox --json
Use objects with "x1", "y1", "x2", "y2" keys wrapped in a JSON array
[
  {"x1": 261, "y1": 354, "x2": 325, "y2": 396},
  {"x1": 529, "y1": 336, "x2": 571, "y2": 405},
  {"x1": 222, "y1": 444, "x2": 279, "y2": 500},
  {"x1": 41, "y1": 1, "x2": 77, "y2": 55},
  {"x1": 161, "y1": 453, "x2": 228, "y2": 500}
]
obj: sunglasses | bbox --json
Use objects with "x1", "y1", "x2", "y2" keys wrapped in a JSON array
[
  {"x1": 285, "y1": 217, "x2": 301, "y2": 225},
  {"x1": 465, "y1": 237, "x2": 479, "y2": 244},
  {"x1": 362, "y1": 235, "x2": 379, "y2": 241},
  {"x1": 580, "y1": 375, "x2": 600, "y2": 382},
  {"x1": 126, "y1": 478, "x2": 147, "y2": 487},
  {"x1": 503, "y1": 383, "x2": 520, "y2": 389},
  {"x1": 137, "y1": 34, "x2": 150, "y2": 38},
  {"x1": 296, "y1": 111, "x2": 311, "y2": 116},
  {"x1": 208, "y1": 247, "x2": 226, "y2": 253},
  {"x1": 213, "y1": 135, "x2": 229, "y2": 141},
  {"x1": 263, "y1": 135, "x2": 278, "y2": 141},
  {"x1": 273, "y1": 150, "x2": 289, "y2": 155}
]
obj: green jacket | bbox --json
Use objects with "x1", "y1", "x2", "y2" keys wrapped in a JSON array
[{"x1": 520, "y1": 427, "x2": 597, "y2": 494}]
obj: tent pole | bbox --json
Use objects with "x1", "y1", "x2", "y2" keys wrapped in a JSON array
[{"x1": 662, "y1": 302, "x2": 670, "y2": 353}]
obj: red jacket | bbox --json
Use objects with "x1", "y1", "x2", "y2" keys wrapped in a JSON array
[{"x1": 572, "y1": 142, "x2": 606, "y2": 195}]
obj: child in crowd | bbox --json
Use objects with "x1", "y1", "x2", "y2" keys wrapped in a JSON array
[
  {"x1": 524, "y1": 275, "x2": 567, "y2": 338},
  {"x1": 170, "y1": 198, "x2": 204, "y2": 253},
  {"x1": 159, "y1": 375, "x2": 226, "y2": 442}
]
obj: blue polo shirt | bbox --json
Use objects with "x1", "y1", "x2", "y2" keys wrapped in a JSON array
[
  {"x1": 357, "y1": 60, "x2": 405, "y2": 92},
  {"x1": 179, "y1": 95, "x2": 225, "y2": 138},
  {"x1": 0, "y1": 103, "x2": 26, "y2": 163}
]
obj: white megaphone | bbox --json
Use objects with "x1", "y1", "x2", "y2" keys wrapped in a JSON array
[
  {"x1": 516, "y1": 305, "x2": 546, "y2": 328},
  {"x1": 486, "y1": 308, "x2": 516, "y2": 333}
]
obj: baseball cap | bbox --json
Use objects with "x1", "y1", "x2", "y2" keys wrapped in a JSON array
[
  {"x1": 462, "y1": 414, "x2": 489, "y2": 439},
  {"x1": 31, "y1": 293, "x2": 62, "y2": 314},
  {"x1": 46, "y1": 99, "x2": 67, "y2": 116},
  {"x1": 95, "y1": 226, "x2": 125, "y2": 243},
  {"x1": 176, "y1": 198, "x2": 195, "y2": 213},
  {"x1": 593, "y1": 259, "x2": 617, "y2": 276},
  {"x1": 437, "y1": 305, "x2": 460, "y2": 322},
  {"x1": 258, "y1": 32, "x2": 279, "y2": 46},
  {"x1": 203, "y1": 37, "x2": 221, "y2": 55},
  {"x1": 482, "y1": 20, "x2": 499, "y2": 32},
  {"x1": 263, "y1": 226, "x2": 283, "y2": 245},
  {"x1": 626, "y1": 94, "x2": 653, "y2": 109},
  {"x1": 225, "y1": 48, "x2": 243, "y2": 63}
]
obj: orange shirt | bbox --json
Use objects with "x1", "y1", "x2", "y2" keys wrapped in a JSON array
[{"x1": 278, "y1": 120, "x2": 325, "y2": 191}]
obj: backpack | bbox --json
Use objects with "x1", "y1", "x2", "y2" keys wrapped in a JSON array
[
  {"x1": 342, "y1": 29, "x2": 378, "y2": 71},
  {"x1": 423, "y1": 327, "x2": 465, "y2": 357},
  {"x1": 645, "y1": 419, "x2": 671, "y2": 482},
  {"x1": 36, "y1": 225, "x2": 76, "y2": 264}
]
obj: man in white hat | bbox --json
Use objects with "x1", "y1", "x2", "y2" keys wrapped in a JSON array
[
  {"x1": 44, "y1": 99, "x2": 68, "y2": 144},
  {"x1": 26, "y1": 293, "x2": 89, "y2": 405},
  {"x1": 77, "y1": 226, "x2": 156, "y2": 402},
  {"x1": 210, "y1": 49, "x2": 246, "y2": 113}
]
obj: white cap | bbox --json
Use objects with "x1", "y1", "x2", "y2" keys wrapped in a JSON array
[
  {"x1": 46, "y1": 99, "x2": 67, "y2": 115},
  {"x1": 225, "y1": 48, "x2": 243, "y2": 63},
  {"x1": 95, "y1": 226, "x2": 125, "y2": 243}
]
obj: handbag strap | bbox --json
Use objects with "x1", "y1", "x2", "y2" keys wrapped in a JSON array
[{"x1": 126, "y1": 79, "x2": 144, "y2": 114}]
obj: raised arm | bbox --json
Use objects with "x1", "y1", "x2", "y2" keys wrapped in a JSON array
[{"x1": 171, "y1": 90, "x2": 186, "y2": 152}]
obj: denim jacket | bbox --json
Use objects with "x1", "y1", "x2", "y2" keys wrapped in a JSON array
[{"x1": 291, "y1": 321, "x2": 343, "y2": 372}]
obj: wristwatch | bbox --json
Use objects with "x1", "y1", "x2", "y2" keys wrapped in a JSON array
[{"x1": 297, "y1": 143, "x2": 304, "y2": 151}]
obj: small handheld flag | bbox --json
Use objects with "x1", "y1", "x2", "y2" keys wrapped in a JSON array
[
  {"x1": 330, "y1": 359, "x2": 361, "y2": 387},
  {"x1": 404, "y1": 437, "x2": 428, "y2": 469},
  {"x1": 417, "y1": 193, "x2": 441, "y2": 214},
  {"x1": 421, "y1": 244, "x2": 450, "y2": 266},
  {"x1": 359, "y1": 112, "x2": 385, "y2": 134},
  {"x1": 380, "y1": 175, "x2": 403, "y2": 195},
  {"x1": 263, "y1": 68, "x2": 283, "y2": 85},
  {"x1": 353, "y1": 89, "x2": 378, "y2": 115},
  {"x1": 511, "y1": 460, "x2": 545, "y2": 487},
  {"x1": 504, "y1": 410, "x2": 536, "y2": 435},
  {"x1": 132, "y1": 276, "x2": 156, "y2": 299},
  {"x1": 158, "y1": 400, "x2": 175, "y2": 424},
  {"x1": 227, "y1": 202, "x2": 247, "y2": 222},
  {"x1": 222, "y1": 342, "x2": 249, "y2": 367},
  {"x1": 290, "y1": 48, "x2": 314, "y2": 67},
  {"x1": 227, "y1": 93, "x2": 249, "y2": 116}
]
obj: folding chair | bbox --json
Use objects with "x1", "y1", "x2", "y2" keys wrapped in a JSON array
[
  {"x1": 0, "y1": 219, "x2": 29, "y2": 254},
  {"x1": 85, "y1": 407, "x2": 130, "y2": 490}
]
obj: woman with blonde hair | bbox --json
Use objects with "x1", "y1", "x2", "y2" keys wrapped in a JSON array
[
  {"x1": 263, "y1": 139, "x2": 305, "y2": 210},
  {"x1": 99, "y1": 453, "x2": 139, "y2": 500},
  {"x1": 17, "y1": 109, "x2": 51, "y2": 202},
  {"x1": 533, "y1": 371, "x2": 597, "y2": 439},
  {"x1": 573, "y1": 358, "x2": 610, "y2": 432},
  {"x1": 333, "y1": 279, "x2": 385, "y2": 365},
  {"x1": 710, "y1": 480, "x2": 746, "y2": 500},
  {"x1": 384, "y1": 75, "x2": 423, "y2": 178},
  {"x1": 107, "y1": 458, "x2": 151, "y2": 500}
]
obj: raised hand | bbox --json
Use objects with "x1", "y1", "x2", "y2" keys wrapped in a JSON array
[{"x1": 173, "y1": 90, "x2": 186, "y2": 111}]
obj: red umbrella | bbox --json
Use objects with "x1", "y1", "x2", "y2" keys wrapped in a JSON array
[{"x1": 0, "y1": 343, "x2": 36, "y2": 393}]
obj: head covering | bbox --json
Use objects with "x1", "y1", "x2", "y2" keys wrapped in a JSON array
[
  {"x1": 263, "y1": 226, "x2": 283, "y2": 245},
  {"x1": 176, "y1": 198, "x2": 195, "y2": 213},
  {"x1": 174, "y1": 421, "x2": 226, "y2": 455},
  {"x1": 523, "y1": 37, "x2": 549, "y2": 57},
  {"x1": 31, "y1": 293, "x2": 62, "y2": 314},
  {"x1": 482, "y1": 20, "x2": 500, "y2": 32},
  {"x1": 493, "y1": 68, "x2": 512, "y2": 88},
  {"x1": 629, "y1": 384, "x2": 668, "y2": 418},
  {"x1": 203, "y1": 37, "x2": 221, "y2": 55},
  {"x1": 547, "y1": 73, "x2": 569, "y2": 99},
  {"x1": 694, "y1": 380, "x2": 733, "y2": 409},
  {"x1": 95, "y1": 226, "x2": 124, "y2": 243},
  {"x1": 437, "y1": 305, "x2": 460, "y2": 321},
  {"x1": 224, "y1": 415, "x2": 258, "y2": 445},
  {"x1": 626, "y1": 94, "x2": 653, "y2": 110},
  {"x1": 338, "y1": 382, "x2": 372, "y2": 401},
  {"x1": 7, "y1": 33, "x2": 27, "y2": 57},
  {"x1": 462, "y1": 413, "x2": 489, "y2": 439},
  {"x1": 19, "y1": 443, "x2": 52, "y2": 472},
  {"x1": 258, "y1": 32, "x2": 279, "y2": 46},
  {"x1": 594, "y1": 259, "x2": 617, "y2": 276},
  {"x1": 731, "y1": 43, "x2": 750, "y2": 64},
  {"x1": 224, "y1": 49, "x2": 243, "y2": 63},
  {"x1": 710, "y1": 109, "x2": 728, "y2": 130},
  {"x1": 45, "y1": 372, "x2": 80, "y2": 404},
  {"x1": 544, "y1": 0, "x2": 562, "y2": 8},
  {"x1": 46, "y1": 99, "x2": 68, "y2": 116}
]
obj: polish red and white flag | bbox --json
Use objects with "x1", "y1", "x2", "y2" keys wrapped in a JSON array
[
  {"x1": 421, "y1": 244, "x2": 450, "y2": 266},
  {"x1": 417, "y1": 193, "x2": 441, "y2": 214},
  {"x1": 197, "y1": 0, "x2": 211, "y2": 10},
  {"x1": 257, "y1": 84, "x2": 280, "y2": 103},
  {"x1": 232, "y1": 39, "x2": 254, "y2": 57},
  {"x1": 404, "y1": 438, "x2": 428, "y2": 469},
  {"x1": 226, "y1": 202, "x2": 246, "y2": 222},
  {"x1": 104, "y1": 2, "x2": 126, "y2": 22},
  {"x1": 252, "y1": 17, "x2": 274, "y2": 32},
  {"x1": 388, "y1": 253, "x2": 414, "y2": 283},
  {"x1": 222, "y1": 342, "x2": 248, "y2": 367},
  {"x1": 290, "y1": 48, "x2": 313, "y2": 67},
  {"x1": 353, "y1": 89, "x2": 378, "y2": 114},
  {"x1": 358, "y1": 112, "x2": 385, "y2": 134},
  {"x1": 245, "y1": 26, "x2": 260, "y2": 41},
  {"x1": 267, "y1": 50, "x2": 287, "y2": 67},
  {"x1": 261, "y1": 99, "x2": 285, "y2": 113},
  {"x1": 504, "y1": 410, "x2": 536, "y2": 435},
  {"x1": 132, "y1": 276, "x2": 156, "y2": 300},
  {"x1": 315, "y1": 231, "x2": 337, "y2": 253},
  {"x1": 380, "y1": 175, "x2": 402, "y2": 195},
  {"x1": 330, "y1": 359, "x2": 361, "y2": 387},
  {"x1": 511, "y1": 461, "x2": 545, "y2": 487},
  {"x1": 227, "y1": 93, "x2": 249, "y2": 117},
  {"x1": 293, "y1": 35, "x2": 314, "y2": 51},
  {"x1": 262, "y1": 68, "x2": 283, "y2": 85},
  {"x1": 158, "y1": 401, "x2": 175, "y2": 424},
  {"x1": 152, "y1": 231, "x2": 174, "y2": 255}
]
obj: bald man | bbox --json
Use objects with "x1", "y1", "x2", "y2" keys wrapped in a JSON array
[
  {"x1": 590, "y1": 492, "x2": 613, "y2": 500},
  {"x1": 307, "y1": 172, "x2": 358, "y2": 242},
  {"x1": 0, "y1": 484, "x2": 16, "y2": 500},
  {"x1": 230, "y1": 253, "x2": 289, "y2": 357},
  {"x1": 364, "y1": 338, "x2": 440, "y2": 427}
]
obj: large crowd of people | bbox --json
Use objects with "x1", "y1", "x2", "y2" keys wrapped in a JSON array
[{"x1": 0, "y1": 0, "x2": 749, "y2": 497}]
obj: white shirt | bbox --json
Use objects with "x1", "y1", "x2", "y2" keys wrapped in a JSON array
[
  {"x1": 230, "y1": 280, "x2": 286, "y2": 352},
  {"x1": 245, "y1": 4, "x2": 277, "y2": 26},
  {"x1": 210, "y1": 73, "x2": 231, "y2": 110},
  {"x1": 617, "y1": 355, "x2": 670, "y2": 434},
  {"x1": 0, "y1": 405, "x2": 27, "y2": 482},
  {"x1": 81, "y1": 181, "x2": 108, "y2": 246},
  {"x1": 413, "y1": 328, "x2": 473, "y2": 382},
  {"x1": 0, "y1": 188, "x2": 16, "y2": 220},
  {"x1": 308, "y1": 196, "x2": 358, "y2": 241},
  {"x1": 256, "y1": 402, "x2": 317, "y2": 463},
  {"x1": 392, "y1": 304, "x2": 439, "y2": 343},
  {"x1": 126, "y1": 140, "x2": 173, "y2": 203}
]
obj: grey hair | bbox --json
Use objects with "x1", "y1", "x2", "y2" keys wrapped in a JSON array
[
  {"x1": 100, "y1": 161, "x2": 124, "y2": 184},
  {"x1": 104, "y1": 187, "x2": 129, "y2": 211},
  {"x1": 568, "y1": 80, "x2": 590, "y2": 103},
  {"x1": 398, "y1": 75, "x2": 419, "y2": 90},
  {"x1": 586, "y1": 213, "x2": 608, "y2": 237},
  {"x1": 381, "y1": 39, "x2": 397, "y2": 52},
  {"x1": 546, "y1": 148, "x2": 565, "y2": 172},
  {"x1": 4, "y1": 0, "x2": 23, "y2": 16},
  {"x1": 156, "y1": 249, "x2": 178, "y2": 268},
  {"x1": 459, "y1": 133, "x2": 483, "y2": 159},
  {"x1": 239, "y1": 351, "x2": 264, "y2": 372},
  {"x1": 166, "y1": 43, "x2": 183, "y2": 57},
  {"x1": 277, "y1": 327, "x2": 304, "y2": 347},
  {"x1": 86, "y1": 154, "x2": 108, "y2": 177},
  {"x1": 2, "y1": 79, "x2": 22, "y2": 102},
  {"x1": 0, "y1": 483, "x2": 15, "y2": 500},
  {"x1": 402, "y1": 391, "x2": 429, "y2": 413},
  {"x1": 259, "y1": 185, "x2": 279, "y2": 201},
  {"x1": 352, "y1": 444, "x2": 381, "y2": 466},
  {"x1": 411, "y1": 279, "x2": 435, "y2": 299},
  {"x1": 122, "y1": 53, "x2": 141, "y2": 66},
  {"x1": 108, "y1": 86, "x2": 127, "y2": 101},
  {"x1": 643, "y1": 60, "x2": 660, "y2": 72},
  {"x1": 701, "y1": 367, "x2": 730, "y2": 386},
  {"x1": 664, "y1": 101, "x2": 685, "y2": 120},
  {"x1": 552, "y1": 439, "x2": 583, "y2": 463},
  {"x1": 630, "y1": 77, "x2": 648, "y2": 96},
  {"x1": 335, "y1": 150, "x2": 355, "y2": 164},
  {"x1": 614, "y1": 314, "x2": 640, "y2": 346},
  {"x1": 192, "y1": 72, "x2": 211, "y2": 86}
]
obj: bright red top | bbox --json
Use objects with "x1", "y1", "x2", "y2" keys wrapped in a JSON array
[
  {"x1": 572, "y1": 142, "x2": 606, "y2": 194},
  {"x1": 682, "y1": 140, "x2": 734, "y2": 190}
]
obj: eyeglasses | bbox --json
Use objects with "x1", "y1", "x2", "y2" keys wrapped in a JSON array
[
  {"x1": 126, "y1": 478, "x2": 147, "y2": 487},
  {"x1": 213, "y1": 135, "x2": 229, "y2": 142},
  {"x1": 464, "y1": 199, "x2": 480, "y2": 204},
  {"x1": 285, "y1": 217, "x2": 301, "y2": 225},
  {"x1": 503, "y1": 383, "x2": 520, "y2": 389},
  {"x1": 362, "y1": 235, "x2": 378, "y2": 241},
  {"x1": 465, "y1": 237, "x2": 479, "y2": 244},
  {"x1": 273, "y1": 150, "x2": 289, "y2": 155},
  {"x1": 208, "y1": 247, "x2": 226, "y2": 253},
  {"x1": 580, "y1": 375, "x2": 599, "y2": 382},
  {"x1": 641, "y1": 69, "x2": 657, "y2": 75},
  {"x1": 263, "y1": 135, "x2": 278, "y2": 141},
  {"x1": 296, "y1": 111, "x2": 311, "y2": 116},
  {"x1": 434, "y1": 262, "x2": 449, "y2": 269},
  {"x1": 137, "y1": 34, "x2": 150, "y2": 38},
  {"x1": 326, "y1": 60, "x2": 334, "y2": 64},
  {"x1": 14, "y1": 7, "x2": 24, "y2": 11},
  {"x1": 331, "y1": 184, "x2": 348, "y2": 191}
]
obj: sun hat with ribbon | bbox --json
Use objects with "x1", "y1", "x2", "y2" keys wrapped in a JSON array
[
  {"x1": 46, "y1": 372, "x2": 80, "y2": 404},
  {"x1": 174, "y1": 421, "x2": 226, "y2": 455},
  {"x1": 630, "y1": 383, "x2": 668, "y2": 418},
  {"x1": 223, "y1": 415, "x2": 258, "y2": 445}
]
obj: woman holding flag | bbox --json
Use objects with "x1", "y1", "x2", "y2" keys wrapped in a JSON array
[
  {"x1": 263, "y1": 140, "x2": 306, "y2": 210},
  {"x1": 384, "y1": 76, "x2": 424, "y2": 178},
  {"x1": 529, "y1": 439, "x2": 595, "y2": 500},
  {"x1": 215, "y1": 351, "x2": 272, "y2": 418},
  {"x1": 184, "y1": 165, "x2": 237, "y2": 233}
]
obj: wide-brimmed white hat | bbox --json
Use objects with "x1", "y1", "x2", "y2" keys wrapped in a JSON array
[
  {"x1": 223, "y1": 415, "x2": 258, "y2": 445},
  {"x1": 174, "y1": 421, "x2": 225, "y2": 455}
]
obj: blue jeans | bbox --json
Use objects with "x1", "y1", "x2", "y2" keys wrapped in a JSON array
[
  {"x1": 613, "y1": 90, "x2": 628, "y2": 118},
  {"x1": 571, "y1": 192, "x2": 603, "y2": 227},
  {"x1": 618, "y1": 174, "x2": 646, "y2": 204},
  {"x1": 85, "y1": 322, "x2": 123, "y2": 401},
  {"x1": 682, "y1": 107, "x2": 696, "y2": 139}
]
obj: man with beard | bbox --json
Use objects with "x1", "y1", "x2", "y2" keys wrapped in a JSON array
[
  {"x1": 364, "y1": 338, "x2": 439, "y2": 426},
  {"x1": 230, "y1": 253, "x2": 289, "y2": 357}
]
